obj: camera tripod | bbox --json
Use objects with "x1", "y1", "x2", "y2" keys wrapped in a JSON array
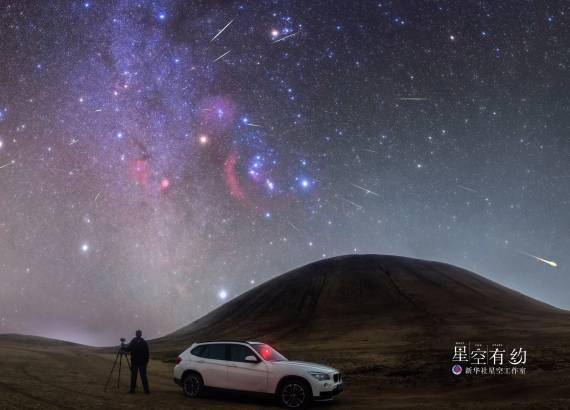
[{"x1": 104, "y1": 343, "x2": 131, "y2": 391}]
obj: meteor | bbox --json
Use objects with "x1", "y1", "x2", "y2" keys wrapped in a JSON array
[
  {"x1": 288, "y1": 222, "x2": 301, "y2": 233},
  {"x1": 272, "y1": 32, "x2": 298, "y2": 43},
  {"x1": 350, "y1": 183, "x2": 380, "y2": 197},
  {"x1": 517, "y1": 250, "x2": 558, "y2": 268},
  {"x1": 0, "y1": 160, "x2": 14, "y2": 169},
  {"x1": 213, "y1": 50, "x2": 231, "y2": 62},
  {"x1": 210, "y1": 19, "x2": 234, "y2": 42},
  {"x1": 397, "y1": 97, "x2": 428, "y2": 101},
  {"x1": 246, "y1": 123, "x2": 262, "y2": 127},
  {"x1": 457, "y1": 184, "x2": 479, "y2": 193},
  {"x1": 94, "y1": 191, "x2": 102, "y2": 202},
  {"x1": 68, "y1": 138, "x2": 78, "y2": 146},
  {"x1": 342, "y1": 197, "x2": 364, "y2": 210}
]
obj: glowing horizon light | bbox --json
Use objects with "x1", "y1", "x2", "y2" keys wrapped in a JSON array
[{"x1": 218, "y1": 289, "x2": 228, "y2": 300}]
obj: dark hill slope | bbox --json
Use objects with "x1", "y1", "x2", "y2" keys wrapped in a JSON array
[{"x1": 153, "y1": 255, "x2": 568, "y2": 367}]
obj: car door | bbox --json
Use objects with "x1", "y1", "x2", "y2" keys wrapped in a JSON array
[
  {"x1": 198, "y1": 343, "x2": 230, "y2": 389},
  {"x1": 226, "y1": 343, "x2": 269, "y2": 393}
]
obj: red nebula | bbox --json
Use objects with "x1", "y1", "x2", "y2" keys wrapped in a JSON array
[
  {"x1": 224, "y1": 150, "x2": 245, "y2": 201},
  {"x1": 160, "y1": 177, "x2": 170, "y2": 191},
  {"x1": 129, "y1": 159, "x2": 150, "y2": 185}
]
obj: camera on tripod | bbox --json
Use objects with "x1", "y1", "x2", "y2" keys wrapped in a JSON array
[{"x1": 104, "y1": 337, "x2": 131, "y2": 391}]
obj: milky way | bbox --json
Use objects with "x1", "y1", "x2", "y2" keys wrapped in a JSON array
[{"x1": 0, "y1": 1, "x2": 568, "y2": 345}]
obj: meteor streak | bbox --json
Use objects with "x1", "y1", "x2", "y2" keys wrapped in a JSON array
[
  {"x1": 457, "y1": 184, "x2": 479, "y2": 193},
  {"x1": 516, "y1": 250, "x2": 558, "y2": 268},
  {"x1": 272, "y1": 32, "x2": 298, "y2": 43},
  {"x1": 246, "y1": 123, "x2": 262, "y2": 127},
  {"x1": 213, "y1": 50, "x2": 231, "y2": 62},
  {"x1": 0, "y1": 160, "x2": 14, "y2": 169},
  {"x1": 342, "y1": 197, "x2": 364, "y2": 210},
  {"x1": 397, "y1": 97, "x2": 428, "y2": 101},
  {"x1": 288, "y1": 222, "x2": 301, "y2": 233},
  {"x1": 350, "y1": 183, "x2": 380, "y2": 197},
  {"x1": 94, "y1": 191, "x2": 102, "y2": 202},
  {"x1": 210, "y1": 19, "x2": 234, "y2": 42}
]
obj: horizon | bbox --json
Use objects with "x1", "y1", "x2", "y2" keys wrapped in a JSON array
[{"x1": 1, "y1": 252, "x2": 566, "y2": 346}]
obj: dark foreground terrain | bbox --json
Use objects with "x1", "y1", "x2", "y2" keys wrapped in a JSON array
[{"x1": 2, "y1": 255, "x2": 570, "y2": 409}]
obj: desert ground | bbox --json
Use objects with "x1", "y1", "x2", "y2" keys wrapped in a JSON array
[
  {"x1": 2, "y1": 334, "x2": 570, "y2": 409},
  {"x1": 2, "y1": 255, "x2": 570, "y2": 409}
]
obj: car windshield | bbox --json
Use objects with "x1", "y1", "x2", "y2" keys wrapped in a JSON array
[{"x1": 251, "y1": 343, "x2": 288, "y2": 362}]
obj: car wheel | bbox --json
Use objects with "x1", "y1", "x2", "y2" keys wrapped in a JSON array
[
  {"x1": 278, "y1": 379, "x2": 311, "y2": 409},
  {"x1": 182, "y1": 372, "x2": 203, "y2": 398}
]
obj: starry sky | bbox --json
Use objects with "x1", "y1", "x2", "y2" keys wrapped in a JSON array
[{"x1": 0, "y1": 1, "x2": 568, "y2": 346}]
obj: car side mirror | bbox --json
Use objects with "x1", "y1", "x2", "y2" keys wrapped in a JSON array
[{"x1": 245, "y1": 355, "x2": 259, "y2": 363}]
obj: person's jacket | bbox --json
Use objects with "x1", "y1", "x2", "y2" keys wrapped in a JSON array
[{"x1": 126, "y1": 336, "x2": 149, "y2": 365}]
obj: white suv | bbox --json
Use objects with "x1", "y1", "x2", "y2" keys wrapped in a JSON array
[{"x1": 173, "y1": 341, "x2": 343, "y2": 408}]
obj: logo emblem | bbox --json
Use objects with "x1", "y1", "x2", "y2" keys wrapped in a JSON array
[{"x1": 452, "y1": 364, "x2": 463, "y2": 375}]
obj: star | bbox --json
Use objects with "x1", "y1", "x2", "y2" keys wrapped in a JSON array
[
  {"x1": 161, "y1": 178, "x2": 170, "y2": 190},
  {"x1": 199, "y1": 134, "x2": 209, "y2": 145}
]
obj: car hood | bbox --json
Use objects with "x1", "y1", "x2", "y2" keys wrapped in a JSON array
[{"x1": 273, "y1": 360, "x2": 337, "y2": 373}]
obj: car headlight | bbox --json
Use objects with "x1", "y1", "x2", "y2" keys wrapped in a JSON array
[{"x1": 309, "y1": 372, "x2": 330, "y2": 381}]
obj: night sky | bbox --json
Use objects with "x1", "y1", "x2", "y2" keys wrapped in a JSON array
[{"x1": 0, "y1": 1, "x2": 568, "y2": 346}]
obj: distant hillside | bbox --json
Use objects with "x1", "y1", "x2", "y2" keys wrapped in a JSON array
[
  {"x1": 153, "y1": 255, "x2": 568, "y2": 365},
  {"x1": 0, "y1": 333, "x2": 84, "y2": 347}
]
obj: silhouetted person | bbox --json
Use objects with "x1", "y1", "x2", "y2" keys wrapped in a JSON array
[{"x1": 125, "y1": 329, "x2": 150, "y2": 394}]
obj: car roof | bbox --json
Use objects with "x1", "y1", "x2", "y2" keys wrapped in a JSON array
[{"x1": 195, "y1": 340, "x2": 259, "y2": 345}]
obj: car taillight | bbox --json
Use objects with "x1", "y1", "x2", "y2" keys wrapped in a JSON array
[{"x1": 175, "y1": 356, "x2": 182, "y2": 365}]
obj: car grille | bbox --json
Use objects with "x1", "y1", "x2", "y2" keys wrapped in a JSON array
[{"x1": 333, "y1": 373, "x2": 341, "y2": 383}]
